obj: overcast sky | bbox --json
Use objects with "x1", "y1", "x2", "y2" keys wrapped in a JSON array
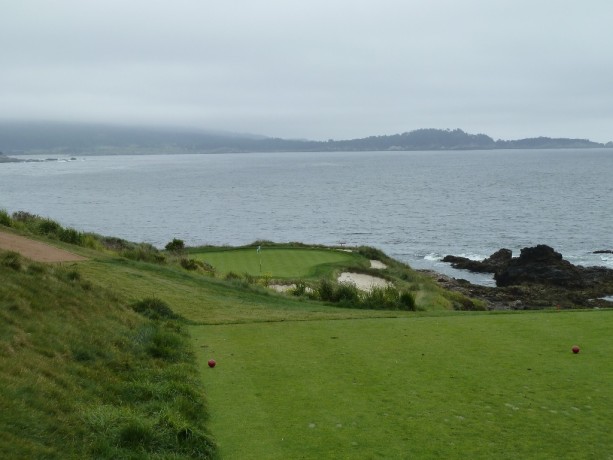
[{"x1": 1, "y1": 1, "x2": 612, "y2": 142}]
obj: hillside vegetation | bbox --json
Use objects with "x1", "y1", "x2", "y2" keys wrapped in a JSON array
[
  {"x1": 0, "y1": 251, "x2": 216, "y2": 459},
  {"x1": 1, "y1": 122, "x2": 608, "y2": 154},
  {"x1": 1, "y1": 211, "x2": 612, "y2": 458}
]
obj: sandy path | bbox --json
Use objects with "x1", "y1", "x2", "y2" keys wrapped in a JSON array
[{"x1": 0, "y1": 230, "x2": 87, "y2": 262}]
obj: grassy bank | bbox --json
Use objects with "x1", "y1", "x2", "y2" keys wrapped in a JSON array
[{"x1": 0, "y1": 251, "x2": 216, "y2": 459}]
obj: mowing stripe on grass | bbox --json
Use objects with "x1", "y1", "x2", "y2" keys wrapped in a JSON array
[
  {"x1": 194, "y1": 311, "x2": 613, "y2": 459},
  {"x1": 191, "y1": 247, "x2": 361, "y2": 279}
]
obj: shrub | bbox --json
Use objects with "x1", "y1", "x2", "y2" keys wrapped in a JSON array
[
  {"x1": 11, "y1": 210, "x2": 38, "y2": 222},
  {"x1": 147, "y1": 327, "x2": 185, "y2": 361},
  {"x1": 37, "y1": 218, "x2": 62, "y2": 236},
  {"x1": 100, "y1": 236, "x2": 133, "y2": 251},
  {"x1": 1, "y1": 251, "x2": 22, "y2": 271},
  {"x1": 82, "y1": 234, "x2": 103, "y2": 250},
  {"x1": 398, "y1": 290, "x2": 416, "y2": 310},
  {"x1": 362, "y1": 286, "x2": 416, "y2": 311},
  {"x1": 335, "y1": 282, "x2": 361, "y2": 305},
  {"x1": 0, "y1": 209, "x2": 11, "y2": 227},
  {"x1": 317, "y1": 278, "x2": 336, "y2": 301},
  {"x1": 356, "y1": 245, "x2": 387, "y2": 260},
  {"x1": 131, "y1": 297, "x2": 181, "y2": 321},
  {"x1": 165, "y1": 238, "x2": 185, "y2": 253},
  {"x1": 59, "y1": 227, "x2": 83, "y2": 245},
  {"x1": 224, "y1": 271, "x2": 242, "y2": 281},
  {"x1": 180, "y1": 258, "x2": 200, "y2": 271},
  {"x1": 121, "y1": 244, "x2": 166, "y2": 264},
  {"x1": 291, "y1": 281, "x2": 308, "y2": 297}
]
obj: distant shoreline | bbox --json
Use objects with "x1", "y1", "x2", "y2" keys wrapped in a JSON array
[{"x1": 1, "y1": 123, "x2": 611, "y2": 155}]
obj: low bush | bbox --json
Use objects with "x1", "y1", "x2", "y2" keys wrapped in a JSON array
[
  {"x1": 165, "y1": 238, "x2": 185, "y2": 253},
  {"x1": 38, "y1": 218, "x2": 62, "y2": 236},
  {"x1": 317, "y1": 278, "x2": 336, "y2": 301},
  {"x1": 1, "y1": 251, "x2": 22, "y2": 271},
  {"x1": 224, "y1": 271, "x2": 242, "y2": 281},
  {"x1": 291, "y1": 281, "x2": 309, "y2": 297},
  {"x1": 0, "y1": 209, "x2": 11, "y2": 227},
  {"x1": 121, "y1": 244, "x2": 166, "y2": 264},
  {"x1": 313, "y1": 278, "x2": 416, "y2": 311},
  {"x1": 59, "y1": 227, "x2": 83, "y2": 245},
  {"x1": 131, "y1": 297, "x2": 182, "y2": 321},
  {"x1": 335, "y1": 282, "x2": 361, "y2": 306},
  {"x1": 179, "y1": 258, "x2": 214, "y2": 274}
]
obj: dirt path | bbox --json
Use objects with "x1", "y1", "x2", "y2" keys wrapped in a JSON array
[{"x1": 0, "y1": 230, "x2": 87, "y2": 262}]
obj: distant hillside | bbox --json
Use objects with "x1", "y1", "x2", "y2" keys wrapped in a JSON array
[{"x1": 0, "y1": 121, "x2": 609, "y2": 154}]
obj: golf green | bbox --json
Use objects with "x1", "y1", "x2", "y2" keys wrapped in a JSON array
[{"x1": 191, "y1": 247, "x2": 360, "y2": 279}]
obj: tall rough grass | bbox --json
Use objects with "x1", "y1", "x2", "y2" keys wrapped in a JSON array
[
  {"x1": 0, "y1": 250, "x2": 217, "y2": 459},
  {"x1": 314, "y1": 278, "x2": 416, "y2": 310}
]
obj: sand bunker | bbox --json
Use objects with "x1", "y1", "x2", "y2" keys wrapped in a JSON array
[
  {"x1": 269, "y1": 284, "x2": 313, "y2": 294},
  {"x1": 0, "y1": 231, "x2": 87, "y2": 263},
  {"x1": 370, "y1": 260, "x2": 387, "y2": 269},
  {"x1": 269, "y1": 284, "x2": 295, "y2": 293},
  {"x1": 337, "y1": 272, "x2": 391, "y2": 292}
]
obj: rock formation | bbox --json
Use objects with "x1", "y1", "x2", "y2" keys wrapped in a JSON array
[{"x1": 440, "y1": 244, "x2": 613, "y2": 309}]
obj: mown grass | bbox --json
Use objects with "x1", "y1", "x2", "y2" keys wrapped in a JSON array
[
  {"x1": 3, "y1": 213, "x2": 612, "y2": 459},
  {"x1": 189, "y1": 246, "x2": 364, "y2": 279},
  {"x1": 195, "y1": 312, "x2": 613, "y2": 459},
  {"x1": 0, "y1": 251, "x2": 216, "y2": 459},
  {"x1": 77, "y1": 257, "x2": 416, "y2": 324}
]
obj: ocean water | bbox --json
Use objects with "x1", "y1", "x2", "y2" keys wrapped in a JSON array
[{"x1": 1, "y1": 149, "x2": 612, "y2": 285}]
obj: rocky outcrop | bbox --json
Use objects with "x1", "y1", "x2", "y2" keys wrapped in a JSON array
[
  {"x1": 494, "y1": 245, "x2": 584, "y2": 288},
  {"x1": 443, "y1": 249, "x2": 512, "y2": 273},
  {"x1": 439, "y1": 244, "x2": 613, "y2": 309}
]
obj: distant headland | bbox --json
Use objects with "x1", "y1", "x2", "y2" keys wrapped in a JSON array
[{"x1": 1, "y1": 121, "x2": 612, "y2": 155}]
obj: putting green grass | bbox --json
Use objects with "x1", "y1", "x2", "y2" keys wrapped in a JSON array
[
  {"x1": 190, "y1": 247, "x2": 362, "y2": 279},
  {"x1": 194, "y1": 311, "x2": 613, "y2": 459}
]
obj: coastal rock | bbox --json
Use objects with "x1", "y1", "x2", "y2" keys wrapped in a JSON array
[
  {"x1": 495, "y1": 245, "x2": 584, "y2": 288},
  {"x1": 442, "y1": 248, "x2": 512, "y2": 273},
  {"x1": 594, "y1": 249, "x2": 613, "y2": 254},
  {"x1": 437, "y1": 244, "x2": 613, "y2": 309}
]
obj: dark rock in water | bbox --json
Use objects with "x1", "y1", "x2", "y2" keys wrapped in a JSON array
[
  {"x1": 443, "y1": 248, "x2": 512, "y2": 273},
  {"x1": 482, "y1": 248, "x2": 513, "y2": 272},
  {"x1": 439, "y1": 244, "x2": 613, "y2": 309},
  {"x1": 594, "y1": 249, "x2": 613, "y2": 254},
  {"x1": 495, "y1": 245, "x2": 584, "y2": 288}
]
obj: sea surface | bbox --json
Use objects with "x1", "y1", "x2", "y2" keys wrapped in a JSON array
[{"x1": 1, "y1": 149, "x2": 612, "y2": 285}]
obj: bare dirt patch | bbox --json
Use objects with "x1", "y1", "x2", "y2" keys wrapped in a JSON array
[{"x1": 0, "y1": 231, "x2": 87, "y2": 263}]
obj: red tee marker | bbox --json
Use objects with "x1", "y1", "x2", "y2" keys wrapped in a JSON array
[
  {"x1": 208, "y1": 359, "x2": 217, "y2": 368},
  {"x1": 571, "y1": 346, "x2": 580, "y2": 354}
]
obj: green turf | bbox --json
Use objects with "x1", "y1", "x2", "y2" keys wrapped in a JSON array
[
  {"x1": 78, "y1": 257, "x2": 412, "y2": 324},
  {"x1": 194, "y1": 311, "x2": 613, "y2": 459},
  {"x1": 3, "y1": 219, "x2": 612, "y2": 459},
  {"x1": 191, "y1": 247, "x2": 362, "y2": 279},
  {"x1": 0, "y1": 252, "x2": 216, "y2": 459}
]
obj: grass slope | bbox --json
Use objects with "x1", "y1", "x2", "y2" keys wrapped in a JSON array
[
  {"x1": 0, "y1": 251, "x2": 216, "y2": 459},
  {"x1": 2, "y1": 214, "x2": 612, "y2": 459}
]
